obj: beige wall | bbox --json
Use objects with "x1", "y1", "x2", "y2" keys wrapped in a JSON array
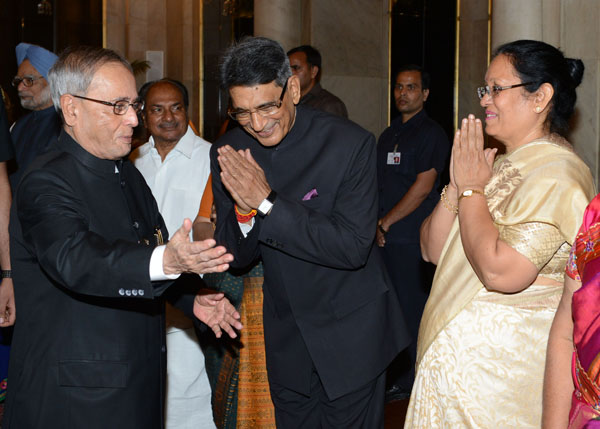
[
  {"x1": 309, "y1": 0, "x2": 390, "y2": 137},
  {"x1": 490, "y1": 0, "x2": 600, "y2": 184},
  {"x1": 103, "y1": 0, "x2": 600, "y2": 179},
  {"x1": 456, "y1": 0, "x2": 490, "y2": 126},
  {"x1": 561, "y1": 0, "x2": 600, "y2": 183},
  {"x1": 254, "y1": 0, "x2": 390, "y2": 138},
  {"x1": 104, "y1": 0, "x2": 202, "y2": 131}
]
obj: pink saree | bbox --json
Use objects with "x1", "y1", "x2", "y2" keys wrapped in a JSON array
[{"x1": 567, "y1": 195, "x2": 600, "y2": 428}]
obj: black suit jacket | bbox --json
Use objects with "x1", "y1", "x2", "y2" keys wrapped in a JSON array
[
  {"x1": 4, "y1": 131, "x2": 193, "y2": 429},
  {"x1": 212, "y1": 106, "x2": 409, "y2": 400}
]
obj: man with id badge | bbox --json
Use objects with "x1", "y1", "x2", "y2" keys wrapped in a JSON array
[{"x1": 376, "y1": 64, "x2": 449, "y2": 401}]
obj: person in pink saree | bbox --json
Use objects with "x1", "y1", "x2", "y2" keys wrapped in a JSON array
[{"x1": 545, "y1": 195, "x2": 600, "y2": 428}]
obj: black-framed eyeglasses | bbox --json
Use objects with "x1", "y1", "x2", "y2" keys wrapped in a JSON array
[
  {"x1": 477, "y1": 82, "x2": 534, "y2": 100},
  {"x1": 72, "y1": 95, "x2": 144, "y2": 115},
  {"x1": 228, "y1": 79, "x2": 288, "y2": 122},
  {"x1": 12, "y1": 75, "x2": 44, "y2": 88}
]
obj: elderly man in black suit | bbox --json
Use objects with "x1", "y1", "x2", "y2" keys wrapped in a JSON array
[
  {"x1": 4, "y1": 46, "x2": 241, "y2": 429},
  {"x1": 212, "y1": 37, "x2": 409, "y2": 429}
]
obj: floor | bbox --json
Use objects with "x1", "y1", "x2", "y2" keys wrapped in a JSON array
[{"x1": 385, "y1": 398, "x2": 409, "y2": 428}]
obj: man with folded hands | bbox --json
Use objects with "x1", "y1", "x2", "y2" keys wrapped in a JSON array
[{"x1": 212, "y1": 36, "x2": 409, "y2": 429}]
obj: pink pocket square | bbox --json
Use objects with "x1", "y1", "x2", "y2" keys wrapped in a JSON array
[{"x1": 302, "y1": 188, "x2": 319, "y2": 201}]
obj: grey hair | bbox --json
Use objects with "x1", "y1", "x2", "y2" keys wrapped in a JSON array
[
  {"x1": 48, "y1": 46, "x2": 132, "y2": 118},
  {"x1": 220, "y1": 37, "x2": 292, "y2": 90}
]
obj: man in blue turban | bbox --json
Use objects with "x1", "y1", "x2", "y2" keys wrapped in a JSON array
[
  {"x1": 1, "y1": 44, "x2": 61, "y2": 331},
  {"x1": 9, "y1": 43, "x2": 61, "y2": 189}
]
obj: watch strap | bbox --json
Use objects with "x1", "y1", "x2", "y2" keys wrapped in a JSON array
[{"x1": 258, "y1": 190, "x2": 277, "y2": 216}]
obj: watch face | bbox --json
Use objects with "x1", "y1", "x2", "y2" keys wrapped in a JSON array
[
  {"x1": 463, "y1": 190, "x2": 473, "y2": 197},
  {"x1": 258, "y1": 199, "x2": 274, "y2": 216}
]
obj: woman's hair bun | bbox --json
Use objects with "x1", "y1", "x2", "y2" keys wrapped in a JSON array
[{"x1": 566, "y1": 58, "x2": 584, "y2": 87}]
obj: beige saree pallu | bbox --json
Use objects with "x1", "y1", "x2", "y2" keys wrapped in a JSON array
[{"x1": 405, "y1": 137, "x2": 595, "y2": 428}]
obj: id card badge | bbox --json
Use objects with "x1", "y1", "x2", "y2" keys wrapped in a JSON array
[
  {"x1": 387, "y1": 152, "x2": 401, "y2": 165},
  {"x1": 387, "y1": 144, "x2": 401, "y2": 165}
]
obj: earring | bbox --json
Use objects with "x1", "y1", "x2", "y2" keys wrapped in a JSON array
[{"x1": 535, "y1": 106, "x2": 542, "y2": 113}]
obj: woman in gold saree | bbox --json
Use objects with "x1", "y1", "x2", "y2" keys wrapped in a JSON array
[{"x1": 405, "y1": 40, "x2": 595, "y2": 428}]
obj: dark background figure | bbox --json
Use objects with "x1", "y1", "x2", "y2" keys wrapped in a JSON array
[
  {"x1": 0, "y1": 91, "x2": 15, "y2": 403},
  {"x1": 8, "y1": 43, "x2": 62, "y2": 189},
  {"x1": 376, "y1": 64, "x2": 449, "y2": 400},
  {"x1": 213, "y1": 37, "x2": 409, "y2": 428},
  {"x1": 287, "y1": 45, "x2": 348, "y2": 119}
]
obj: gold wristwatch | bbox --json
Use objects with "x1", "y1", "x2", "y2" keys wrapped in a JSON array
[{"x1": 458, "y1": 189, "x2": 485, "y2": 202}]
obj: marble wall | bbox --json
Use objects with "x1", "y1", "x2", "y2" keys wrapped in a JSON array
[
  {"x1": 561, "y1": 0, "x2": 600, "y2": 182},
  {"x1": 254, "y1": 0, "x2": 302, "y2": 50},
  {"x1": 308, "y1": 0, "x2": 389, "y2": 137},
  {"x1": 491, "y1": 0, "x2": 600, "y2": 183},
  {"x1": 104, "y1": 0, "x2": 202, "y2": 130},
  {"x1": 254, "y1": 0, "x2": 390, "y2": 138},
  {"x1": 456, "y1": 0, "x2": 490, "y2": 125},
  {"x1": 103, "y1": 0, "x2": 600, "y2": 178}
]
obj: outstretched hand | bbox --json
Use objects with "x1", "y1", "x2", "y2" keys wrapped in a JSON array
[
  {"x1": 193, "y1": 291, "x2": 243, "y2": 338},
  {"x1": 163, "y1": 219, "x2": 233, "y2": 275}
]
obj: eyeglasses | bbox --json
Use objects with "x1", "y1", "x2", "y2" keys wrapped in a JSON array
[
  {"x1": 228, "y1": 80, "x2": 288, "y2": 123},
  {"x1": 477, "y1": 82, "x2": 534, "y2": 100},
  {"x1": 72, "y1": 95, "x2": 144, "y2": 115},
  {"x1": 12, "y1": 75, "x2": 44, "y2": 88}
]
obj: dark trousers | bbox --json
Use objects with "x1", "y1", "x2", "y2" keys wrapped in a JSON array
[
  {"x1": 269, "y1": 369, "x2": 386, "y2": 429},
  {"x1": 381, "y1": 243, "x2": 434, "y2": 391}
]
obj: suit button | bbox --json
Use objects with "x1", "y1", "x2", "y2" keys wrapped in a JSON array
[
  {"x1": 139, "y1": 289, "x2": 145, "y2": 296},
  {"x1": 118, "y1": 288, "x2": 125, "y2": 296},
  {"x1": 132, "y1": 289, "x2": 138, "y2": 296},
  {"x1": 120, "y1": 180, "x2": 126, "y2": 187},
  {"x1": 125, "y1": 290, "x2": 132, "y2": 296},
  {"x1": 133, "y1": 221, "x2": 139, "y2": 229},
  {"x1": 161, "y1": 345, "x2": 166, "y2": 353}
]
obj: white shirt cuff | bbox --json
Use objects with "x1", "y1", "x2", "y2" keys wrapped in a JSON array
[
  {"x1": 238, "y1": 217, "x2": 255, "y2": 237},
  {"x1": 149, "y1": 245, "x2": 181, "y2": 281}
]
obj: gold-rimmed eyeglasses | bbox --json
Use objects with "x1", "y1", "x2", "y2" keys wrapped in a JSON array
[
  {"x1": 72, "y1": 95, "x2": 144, "y2": 115},
  {"x1": 228, "y1": 80, "x2": 288, "y2": 123}
]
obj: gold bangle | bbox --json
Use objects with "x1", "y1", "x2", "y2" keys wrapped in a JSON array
[{"x1": 440, "y1": 185, "x2": 458, "y2": 214}]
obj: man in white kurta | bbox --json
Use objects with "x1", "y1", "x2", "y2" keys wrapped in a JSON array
[{"x1": 131, "y1": 78, "x2": 215, "y2": 429}]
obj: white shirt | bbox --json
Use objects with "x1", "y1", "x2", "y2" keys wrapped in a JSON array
[
  {"x1": 132, "y1": 126, "x2": 216, "y2": 429},
  {"x1": 132, "y1": 125, "x2": 212, "y2": 331},
  {"x1": 132, "y1": 125, "x2": 211, "y2": 240}
]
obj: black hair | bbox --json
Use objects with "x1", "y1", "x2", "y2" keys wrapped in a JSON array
[
  {"x1": 220, "y1": 37, "x2": 291, "y2": 90},
  {"x1": 138, "y1": 78, "x2": 189, "y2": 110},
  {"x1": 494, "y1": 39, "x2": 584, "y2": 136},
  {"x1": 287, "y1": 45, "x2": 322, "y2": 71},
  {"x1": 395, "y1": 64, "x2": 430, "y2": 90}
]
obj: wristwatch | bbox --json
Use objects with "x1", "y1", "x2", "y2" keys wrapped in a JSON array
[
  {"x1": 257, "y1": 190, "x2": 277, "y2": 216},
  {"x1": 458, "y1": 189, "x2": 485, "y2": 202}
]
